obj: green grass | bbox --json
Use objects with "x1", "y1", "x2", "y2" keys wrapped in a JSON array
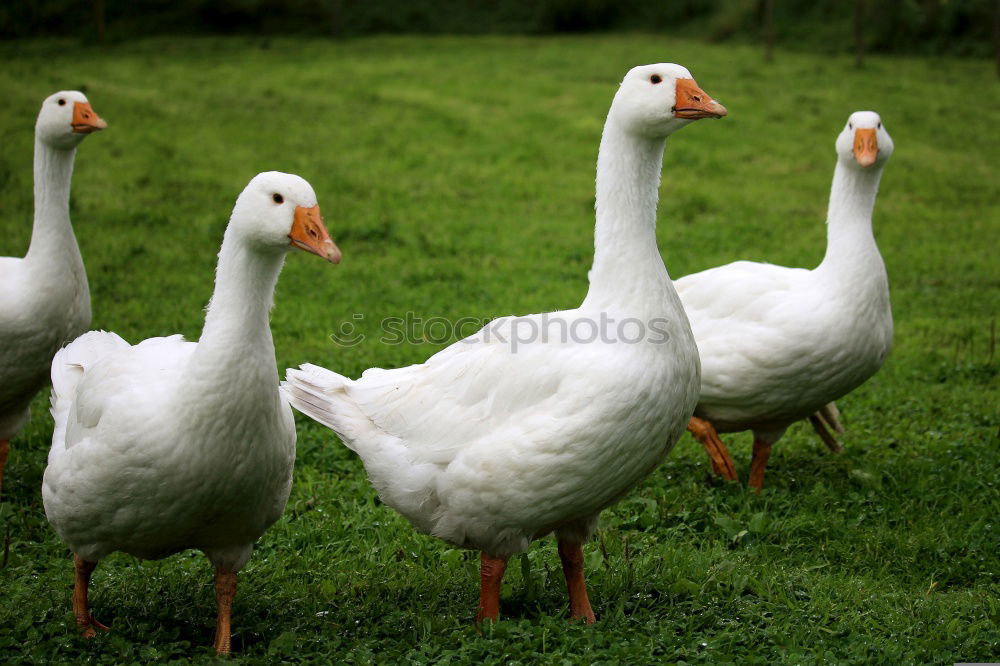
[{"x1": 1, "y1": 34, "x2": 998, "y2": 664}]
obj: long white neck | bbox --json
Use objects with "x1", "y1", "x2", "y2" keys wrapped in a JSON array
[
  {"x1": 25, "y1": 137, "x2": 83, "y2": 269},
  {"x1": 817, "y1": 160, "x2": 886, "y2": 280},
  {"x1": 582, "y1": 117, "x2": 673, "y2": 314},
  {"x1": 190, "y1": 229, "x2": 285, "y2": 387}
]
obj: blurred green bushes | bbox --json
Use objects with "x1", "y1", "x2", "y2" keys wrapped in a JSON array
[{"x1": 1, "y1": 0, "x2": 994, "y2": 58}]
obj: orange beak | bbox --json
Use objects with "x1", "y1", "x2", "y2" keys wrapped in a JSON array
[
  {"x1": 853, "y1": 128, "x2": 878, "y2": 167},
  {"x1": 71, "y1": 102, "x2": 107, "y2": 134},
  {"x1": 289, "y1": 204, "x2": 341, "y2": 264},
  {"x1": 673, "y1": 79, "x2": 728, "y2": 119}
]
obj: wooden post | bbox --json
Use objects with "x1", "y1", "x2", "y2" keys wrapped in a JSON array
[
  {"x1": 94, "y1": 0, "x2": 106, "y2": 43},
  {"x1": 994, "y1": 0, "x2": 999, "y2": 78},
  {"x1": 763, "y1": 0, "x2": 775, "y2": 63},
  {"x1": 327, "y1": 0, "x2": 344, "y2": 38},
  {"x1": 854, "y1": 0, "x2": 866, "y2": 69}
]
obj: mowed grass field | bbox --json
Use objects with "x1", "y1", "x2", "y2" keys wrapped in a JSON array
[{"x1": 0, "y1": 34, "x2": 997, "y2": 664}]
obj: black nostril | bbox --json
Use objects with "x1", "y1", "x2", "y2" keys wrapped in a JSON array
[{"x1": 692, "y1": 95, "x2": 701, "y2": 102}]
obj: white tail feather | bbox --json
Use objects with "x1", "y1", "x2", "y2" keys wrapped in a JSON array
[
  {"x1": 282, "y1": 364, "x2": 359, "y2": 450},
  {"x1": 48, "y1": 330, "x2": 129, "y2": 463},
  {"x1": 282, "y1": 363, "x2": 444, "y2": 535}
]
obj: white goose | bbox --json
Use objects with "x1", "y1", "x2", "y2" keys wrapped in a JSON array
[
  {"x1": 679, "y1": 111, "x2": 894, "y2": 490},
  {"x1": 0, "y1": 91, "x2": 106, "y2": 494},
  {"x1": 284, "y1": 64, "x2": 726, "y2": 623},
  {"x1": 42, "y1": 172, "x2": 340, "y2": 654}
]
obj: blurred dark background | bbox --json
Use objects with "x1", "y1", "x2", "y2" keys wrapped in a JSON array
[{"x1": 1, "y1": 0, "x2": 996, "y2": 59}]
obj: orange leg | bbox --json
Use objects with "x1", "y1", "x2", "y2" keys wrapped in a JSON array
[
  {"x1": 557, "y1": 540, "x2": 596, "y2": 624},
  {"x1": 212, "y1": 570, "x2": 238, "y2": 655},
  {"x1": 73, "y1": 555, "x2": 109, "y2": 638},
  {"x1": 475, "y1": 552, "x2": 508, "y2": 624},
  {"x1": 748, "y1": 438, "x2": 773, "y2": 493},
  {"x1": 688, "y1": 417, "x2": 738, "y2": 481}
]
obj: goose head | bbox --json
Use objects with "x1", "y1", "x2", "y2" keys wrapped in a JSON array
[
  {"x1": 837, "y1": 111, "x2": 893, "y2": 170},
  {"x1": 36, "y1": 91, "x2": 107, "y2": 150},
  {"x1": 611, "y1": 63, "x2": 727, "y2": 138},
  {"x1": 231, "y1": 171, "x2": 341, "y2": 264}
]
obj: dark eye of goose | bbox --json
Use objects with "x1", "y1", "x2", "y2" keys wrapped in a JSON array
[
  {"x1": 650, "y1": 74, "x2": 662, "y2": 84},
  {"x1": 848, "y1": 122, "x2": 853, "y2": 130},
  {"x1": 58, "y1": 99, "x2": 66, "y2": 106},
  {"x1": 272, "y1": 193, "x2": 284, "y2": 204},
  {"x1": 877, "y1": 122, "x2": 882, "y2": 129}
]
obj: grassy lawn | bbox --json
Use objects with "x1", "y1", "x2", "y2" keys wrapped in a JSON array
[{"x1": 1, "y1": 34, "x2": 997, "y2": 664}]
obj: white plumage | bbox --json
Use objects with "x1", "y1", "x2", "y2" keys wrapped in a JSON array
[
  {"x1": 46, "y1": 330, "x2": 289, "y2": 567},
  {"x1": 0, "y1": 91, "x2": 106, "y2": 492},
  {"x1": 678, "y1": 111, "x2": 894, "y2": 489},
  {"x1": 42, "y1": 171, "x2": 340, "y2": 654},
  {"x1": 284, "y1": 63, "x2": 727, "y2": 622},
  {"x1": 289, "y1": 310, "x2": 694, "y2": 555}
]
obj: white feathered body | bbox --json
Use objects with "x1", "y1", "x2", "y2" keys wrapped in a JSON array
[
  {"x1": 287, "y1": 304, "x2": 699, "y2": 558},
  {"x1": 43, "y1": 329, "x2": 296, "y2": 571},
  {"x1": 0, "y1": 253, "x2": 90, "y2": 439},
  {"x1": 0, "y1": 138, "x2": 91, "y2": 441},
  {"x1": 677, "y1": 243, "x2": 892, "y2": 436}
]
